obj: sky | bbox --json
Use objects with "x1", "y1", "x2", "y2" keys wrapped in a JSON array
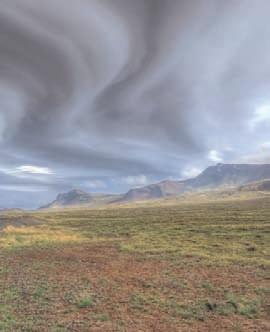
[{"x1": 1, "y1": 0, "x2": 270, "y2": 208}]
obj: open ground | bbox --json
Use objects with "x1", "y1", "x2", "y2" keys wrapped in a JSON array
[{"x1": 0, "y1": 194, "x2": 269, "y2": 331}]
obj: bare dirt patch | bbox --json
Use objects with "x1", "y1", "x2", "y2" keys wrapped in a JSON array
[{"x1": 1, "y1": 243, "x2": 269, "y2": 331}]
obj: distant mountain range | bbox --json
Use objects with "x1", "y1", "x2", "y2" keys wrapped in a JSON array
[
  {"x1": 41, "y1": 189, "x2": 121, "y2": 209},
  {"x1": 118, "y1": 163, "x2": 270, "y2": 202},
  {"x1": 41, "y1": 163, "x2": 270, "y2": 208}
]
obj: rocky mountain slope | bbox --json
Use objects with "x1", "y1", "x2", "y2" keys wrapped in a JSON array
[
  {"x1": 188, "y1": 163, "x2": 270, "y2": 188},
  {"x1": 41, "y1": 163, "x2": 270, "y2": 207},
  {"x1": 41, "y1": 189, "x2": 121, "y2": 209},
  {"x1": 119, "y1": 163, "x2": 270, "y2": 202},
  {"x1": 238, "y1": 179, "x2": 270, "y2": 192},
  {"x1": 41, "y1": 189, "x2": 92, "y2": 209},
  {"x1": 119, "y1": 180, "x2": 185, "y2": 202}
]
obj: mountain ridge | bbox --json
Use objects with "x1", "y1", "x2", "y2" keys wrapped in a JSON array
[{"x1": 41, "y1": 163, "x2": 270, "y2": 208}]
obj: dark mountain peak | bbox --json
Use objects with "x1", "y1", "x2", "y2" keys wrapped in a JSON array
[
  {"x1": 121, "y1": 163, "x2": 270, "y2": 202},
  {"x1": 40, "y1": 163, "x2": 270, "y2": 207},
  {"x1": 56, "y1": 189, "x2": 92, "y2": 205},
  {"x1": 41, "y1": 189, "x2": 92, "y2": 209},
  {"x1": 189, "y1": 163, "x2": 270, "y2": 188}
]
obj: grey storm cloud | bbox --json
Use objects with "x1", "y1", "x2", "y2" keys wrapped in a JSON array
[{"x1": 1, "y1": 0, "x2": 270, "y2": 207}]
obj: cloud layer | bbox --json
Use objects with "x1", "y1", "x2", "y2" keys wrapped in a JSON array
[{"x1": 1, "y1": 0, "x2": 270, "y2": 207}]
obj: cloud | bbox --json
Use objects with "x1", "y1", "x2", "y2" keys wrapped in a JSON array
[
  {"x1": 237, "y1": 141, "x2": 270, "y2": 164},
  {"x1": 1, "y1": 0, "x2": 270, "y2": 207},
  {"x1": 122, "y1": 175, "x2": 148, "y2": 187},
  {"x1": 181, "y1": 167, "x2": 202, "y2": 179},
  {"x1": 260, "y1": 142, "x2": 270, "y2": 150},
  {"x1": 249, "y1": 105, "x2": 270, "y2": 130},
  {"x1": 0, "y1": 185, "x2": 47, "y2": 192},
  {"x1": 0, "y1": 165, "x2": 53, "y2": 178},
  {"x1": 16, "y1": 165, "x2": 53, "y2": 175},
  {"x1": 208, "y1": 150, "x2": 223, "y2": 163},
  {"x1": 85, "y1": 180, "x2": 107, "y2": 190}
]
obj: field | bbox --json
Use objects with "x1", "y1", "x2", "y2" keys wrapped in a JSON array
[{"x1": 0, "y1": 195, "x2": 269, "y2": 331}]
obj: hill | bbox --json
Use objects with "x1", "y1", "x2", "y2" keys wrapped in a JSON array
[
  {"x1": 188, "y1": 163, "x2": 270, "y2": 188},
  {"x1": 238, "y1": 179, "x2": 270, "y2": 192},
  {"x1": 120, "y1": 163, "x2": 270, "y2": 202},
  {"x1": 41, "y1": 189, "x2": 92, "y2": 209},
  {"x1": 41, "y1": 189, "x2": 121, "y2": 209},
  {"x1": 119, "y1": 180, "x2": 185, "y2": 202},
  {"x1": 41, "y1": 163, "x2": 270, "y2": 207}
]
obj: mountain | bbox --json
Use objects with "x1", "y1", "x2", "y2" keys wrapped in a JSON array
[
  {"x1": 238, "y1": 179, "x2": 270, "y2": 192},
  {"x1": 187, "y1": 163, "x2": 270, "y2": 189},
  {"x1": 41, "y1": 189, "x2": 121, "y2": 209},
  {"x1": 40, "y1": 163, "x2": 270, "y2": 207},
  {"x1": 119, "y1": 163, "x2": 270, "y2": 202},
  {"x1": 41, "y1": 189, "x2": 93, "y2": 209},
  {"x1": 120, "y1": 180, "x2": 185, "y2": 202}
]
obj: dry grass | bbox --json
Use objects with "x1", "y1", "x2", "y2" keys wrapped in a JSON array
[
  {"x1": 0, "y1": 194, "x2": 269, "y2": 331},
  {"x1": 0, "y1": 225, "x2": 83, "y2": 249}
]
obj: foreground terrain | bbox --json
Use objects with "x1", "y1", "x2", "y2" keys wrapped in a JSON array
[{"x1": 0, "y1": 195, "x2": 269, "y2": 331}]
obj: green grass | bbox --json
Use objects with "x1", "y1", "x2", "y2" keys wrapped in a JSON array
[
  {"x1": 0, "y1": 195, "x2": 269, "y2": 330},
  {"x1": 77, "y1": 296, "x2": 95, "y2": 308},
  {"x1": 7, "y1": 196, "x2": 267, "y2": 266},
  {"x1": 223, "y1": 292, "x2": 261, "y2": 318},
  {"x1": 127, "y1": 289, "x2": 262, "y2": 321}
]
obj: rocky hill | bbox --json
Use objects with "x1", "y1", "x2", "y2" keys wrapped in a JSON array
[
  {"x1": 41, "y1": 189, "x2": 93, "y2": 209},
  {"x1": 120, "y1": 163, "x2": 270, "y2": 202},
  {"x1": 120, "y1": 180, "x2": 185, "y2": 202},
  {"x1": 41, "y1": 164, "x2": 270, "y2": 207},
  {"x1": 188, "y1": 163, "x2": 270, "y2": 188},
  {"x1": 238, "y1": 179, "x2": 270, "y2": 192}
]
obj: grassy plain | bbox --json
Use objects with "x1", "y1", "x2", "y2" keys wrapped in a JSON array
[{"x1": 0, "y1": 193, "x2": 269, "y2": 331}]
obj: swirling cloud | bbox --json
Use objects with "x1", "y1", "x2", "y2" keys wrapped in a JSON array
[{"x1": 1, "y1": 0, "x2": 270, "y2": 207}]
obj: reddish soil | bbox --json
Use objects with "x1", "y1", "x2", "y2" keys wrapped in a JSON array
[{"x1": 1, "y1": 243, "x2": 269, "y2": 331}]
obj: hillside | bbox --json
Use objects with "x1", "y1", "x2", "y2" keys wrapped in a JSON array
[
  {"x1": 238, "y1": 179, "x2": 270, "y2": 192},
  {"x1": 188, "y1": 163, "x2": 270, "y2": 188},
  {"x1": 41, "y1": 189, "x2": 92, "y2": 209},
  {"x1": 119, "y1": 180, "x2": 185, "y2": 202},
  {"x1": 41, "y1": 163, "x2": 270, "y2": 207},
  {"x1": 41, "y1": 189, "x2": 120, "y2": 209},
  {"x1": 120, "y1": 163, "x2": 270, "y2": 202}
]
